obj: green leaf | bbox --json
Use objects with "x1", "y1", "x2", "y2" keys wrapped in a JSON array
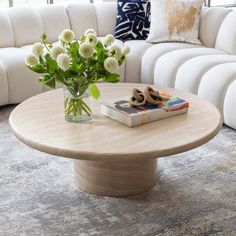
[
  {"x1": 118, "y1": 56, "x2": 125, "y2": 66},
  {"x1": 95, "y1": 41, "x2": 106, "y2": 63},
  {"x1": 29, "y1": 64, "x2": 46, "y2": 73},
  {"x1": 39, "y1": 75, "x2": 56, "y2": 89},
  {"x1": 45, "y1": 54, "x2": 58, "y2": 74},
  {"x1": 95, "y1": 41, "x2": 104, "y2": 50},
  {"x1": 45, "y1": 78, "x2": 56, "y2": 88},
  {"x1": 39, "y1": 55, "x2": 44, "y2": 64},
  {"x1": 105, "y1": 73, "x2": 120, "y2": 83},
  {"x1": 64, "y1": 70, "x2": 78, "y2": 77},
  {"x1": 71, "y1": 63, "x2": 83, "y2": 72},
  {"x1": 90, "y1": 83, "x2": 100, "y2": 100}
]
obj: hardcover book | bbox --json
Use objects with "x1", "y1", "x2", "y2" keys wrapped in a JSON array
[{"x1": 101, "y1": 92, "x2": 189, "y2": 127}]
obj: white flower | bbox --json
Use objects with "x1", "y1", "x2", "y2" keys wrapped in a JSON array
[
  {"x1": 59, "y1": 29, "x2": 75, "y2": 43},
  {"x1": 25, "y1": 54, "x2": 39, "y2": 67},
  {"x1": 109, "y1": 45, "x2": 122, "y2": 59},
  {"x1": 84, "y1": 28, "x2": 97, "y2": 36},
  {"x1": 86, "y1": 33, "x2": 97, "y2": 46},
  {"x1": 50, "y1": 45, "x2": 65, "y2": 60},
  {"x1": 57, "y1": 53, "x2": 71, "y2": 71},
  {"x1": 103, "y1": 34, "x2": 115, "y2": 47},
  {"x1": 79, "y1": 43, "x2": 94, "y2": 58},
  {"x1": 104, "y1": 57, "x2": 118, "y2": 73},
  {"x1": 32, "y1": 42, "x2": 44, "y2": 57},
  {"x1": 122, "y1": 45, "x2": 130, "y2": 55}
]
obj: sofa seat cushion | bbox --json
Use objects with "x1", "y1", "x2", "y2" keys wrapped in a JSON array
[
  {"x1": 224, "y1": 80, "x2": 236, "y2": 129},
  {"x1": 20, "y1": 41, "x2": 61, "y2": 52},
  {"x1": 0, "y1": 59, "x2": 8, "y2": 106},
  {"x1": 141, "y1": 42, "x2": 202, "y2": 84},
  {"x1": 20, "y1": 44, "x2": 36, "y2": 52},
  {"x1": 198, "y1": 62, "x2": 236, "y2": 115},
  {"x1": 175, "y1": 54, "x2": 236, "y2": 93},
  {"x1": 154, "y1": 47, "x2": 226, "y2": 87},
  {"x1": 0, "y1": 48, "x2": 42, "y2": 104},
  {"x1": 124, "y1": 40, "x2": 152, "y2": 83}
]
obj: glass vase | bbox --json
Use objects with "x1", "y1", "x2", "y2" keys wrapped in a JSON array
[{"x1": 63, "y1": 87, "x2": 92, "y2": 123}]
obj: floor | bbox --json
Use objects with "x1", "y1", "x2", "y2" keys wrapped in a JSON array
[{"x1": 0, "y1": 105, "x2": 236, "y2": 236}]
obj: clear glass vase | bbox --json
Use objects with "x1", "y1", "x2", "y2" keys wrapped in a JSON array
[{"x1": 63, "y1": 87, "x2": 92, "y2": 123}]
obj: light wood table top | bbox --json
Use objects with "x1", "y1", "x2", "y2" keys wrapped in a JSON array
[
  {"x1": 9, "y1": 83, "x2": 222, "y2": 196},
  {"x1": 9, "y1": 83, "x2": 222, "y2": 162}
]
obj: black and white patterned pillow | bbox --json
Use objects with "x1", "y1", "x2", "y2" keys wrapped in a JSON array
[{"x1": 115, "y1": 0, "x2": 151, "y2": 40}]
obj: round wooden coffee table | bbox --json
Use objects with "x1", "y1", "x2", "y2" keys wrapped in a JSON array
[{"x1": 9, "y1": 83, "x2": 222, "y2": 197}]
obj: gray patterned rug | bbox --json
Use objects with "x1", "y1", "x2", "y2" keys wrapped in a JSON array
[{"x1": 0, "y1": 105, "x2": 236, "y2": 236}]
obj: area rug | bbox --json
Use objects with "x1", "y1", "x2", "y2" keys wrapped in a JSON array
[{"x1": 0, "y1": 105, "x2": 235, "y2": 236}]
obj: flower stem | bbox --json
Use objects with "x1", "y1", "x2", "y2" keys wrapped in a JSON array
[{"x1": 64, "y1": 96, "x2": 92, "y2": 117}]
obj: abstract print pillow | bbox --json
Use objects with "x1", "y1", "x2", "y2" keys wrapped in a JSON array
[
  {"x1": 147, "y1": 0, "x2": 204, "y2": 44},
  {"x1": 115, "y1": 0, "x2": 151, "y2": 40}
]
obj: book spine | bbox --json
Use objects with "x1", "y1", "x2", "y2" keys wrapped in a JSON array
[
  {"x1": 101, "y1": 105, "x2": 132, "y2": 127},
  {"x1": 132, "y1": 106, "x2": 188, "y2": 127}
]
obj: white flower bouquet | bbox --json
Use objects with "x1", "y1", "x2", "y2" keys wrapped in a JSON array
[{"x1": 25, "y1": 29, "x2": 130, "y2": 122}]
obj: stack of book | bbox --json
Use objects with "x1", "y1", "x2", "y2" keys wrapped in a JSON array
[{"x1": 101, "y1": 92, "x2": 189, "y2": 127}]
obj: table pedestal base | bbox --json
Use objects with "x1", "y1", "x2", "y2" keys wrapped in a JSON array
[{"x1": 74, "y1": 159, "x2": 157, "y2": 197}]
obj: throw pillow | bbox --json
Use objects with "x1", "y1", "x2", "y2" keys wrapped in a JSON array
[
  {"x1": 147, "y1": 0, "x2": 204, "y2": 44},
  {"x1": 115, "y1": 0, "x2": 151, "y2": 40}
]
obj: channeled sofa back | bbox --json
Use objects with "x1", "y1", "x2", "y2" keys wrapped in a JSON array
[
  {"x1": 1, "y1": 4, "x2": 235, "y2": 49},
  {"x1": 0, "y1": 4, "x2": 117, "y2": 47}
]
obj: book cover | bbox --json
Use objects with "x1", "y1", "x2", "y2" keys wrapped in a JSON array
[{"x1": 101, "y1": 93, "x2": 189, "y2": 127}]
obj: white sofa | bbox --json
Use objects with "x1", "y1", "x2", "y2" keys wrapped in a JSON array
[{"x1": 1, "y1": 3, "x2": 236, "y2": 128}]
